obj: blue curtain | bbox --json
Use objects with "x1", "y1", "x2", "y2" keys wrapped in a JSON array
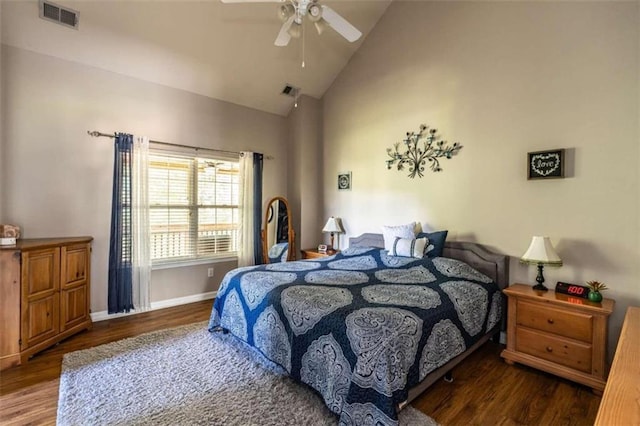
[
  {"x1": 108, "y1": 133, "x2": 134, "y2": 314},
  {"x1": 253, "y1": 153, "x2": 264, "y2": 265}
]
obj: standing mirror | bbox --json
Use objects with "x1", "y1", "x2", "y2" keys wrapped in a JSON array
[{"x1": 262, "y1": 197, "x2": 296, "y2": 263}]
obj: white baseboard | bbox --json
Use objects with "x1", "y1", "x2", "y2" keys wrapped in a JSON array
[{"x1": 91, "y1": 291, "x2": 216, "y2": 322}]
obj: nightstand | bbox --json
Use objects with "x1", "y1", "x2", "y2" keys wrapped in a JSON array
[
  {"x1": 501, "y1": 283, "x2": 614, "y2": 393},
  {"x1": 300, "y1": 248, "x2": 339, "y2": 259}
]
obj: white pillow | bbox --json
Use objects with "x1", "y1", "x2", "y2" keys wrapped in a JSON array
[
  {"x1": 381, "y1": 222, "x2": 416, "y2": 251},
  {"x1": 389, "y1": 237, "x2": 427, "y2": 258}
]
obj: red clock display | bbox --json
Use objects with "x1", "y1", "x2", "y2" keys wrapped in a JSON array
[{"x1": 555, "y1": 281, "x2": 590, "y2": 299}]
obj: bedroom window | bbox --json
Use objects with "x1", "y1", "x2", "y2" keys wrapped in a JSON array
[{"x1": 149, "y1": 150, "x2": 239, "y2": 266}]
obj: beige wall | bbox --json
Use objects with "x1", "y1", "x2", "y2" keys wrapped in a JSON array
[
  {"x1": 287, "y1": 95, "x2": 324, "y2": 253},
  {"x1": 1, "y1": 45, "x2": 288, "y2": 313},
  {"x1": 323, "y1": 1, "x2": 640, "y2": 354}
]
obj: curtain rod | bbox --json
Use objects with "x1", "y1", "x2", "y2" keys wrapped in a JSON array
[{"x1": 87, "y1": 130, "x2": 272, "y2": 159}]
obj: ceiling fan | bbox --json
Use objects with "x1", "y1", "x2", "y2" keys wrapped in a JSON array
[{"x1": 220, "y1": 0, "x2": 362, "y2": 47}]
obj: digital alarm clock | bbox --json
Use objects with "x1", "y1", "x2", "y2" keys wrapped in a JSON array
[{"x1": 555, "y1": 281, "x2": 590, "y2": 299}]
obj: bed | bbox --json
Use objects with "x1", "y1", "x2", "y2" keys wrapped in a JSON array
[{"x1": 209, "y1": 233, "x2": 509, "y2": 425}]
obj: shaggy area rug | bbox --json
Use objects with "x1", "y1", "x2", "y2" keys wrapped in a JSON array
[{"x1": 57, "y1": 322, "x2": 438, "y2": 426}]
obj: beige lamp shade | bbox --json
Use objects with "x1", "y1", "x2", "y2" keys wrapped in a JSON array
[
  {"x1": 322, "y1": 217, "x2": 345, "y2": 234},
  {"x1": 520, "y1": 236, "x2": 563, "y2": 266},
  {"x1": 322, "y1": 217, "x2": 344, "y2": 250}
]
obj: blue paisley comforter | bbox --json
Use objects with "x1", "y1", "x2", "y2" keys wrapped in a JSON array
[{"x1": 208, "y1": 246, "x2": 502, "y2": 426}]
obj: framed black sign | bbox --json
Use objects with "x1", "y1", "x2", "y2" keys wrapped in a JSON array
[
  {"x1": 338, "y1": 172, "x2": 352, "y2": 191},
  {"x1": 528, "y1": 149, "x2": 565, "y2": 180}
]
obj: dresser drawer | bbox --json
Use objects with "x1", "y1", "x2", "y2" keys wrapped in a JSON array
[
  {"x1": 516, "y1": 327, "x2": 592, "y2": 373},
  {"x1": 516, "y1": 300, "x2": 593, "y2": 342}
]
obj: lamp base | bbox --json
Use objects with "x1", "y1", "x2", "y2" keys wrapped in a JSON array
[{"x1": 533, "y1": 263, "x2": 548, "y2": 291}]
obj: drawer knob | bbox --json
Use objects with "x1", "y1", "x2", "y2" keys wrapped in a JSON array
[
  {"x1": 546, "y1": 346, "x2": 553, "y2": 352},
  {"x1": 547, "y1": 318, "x2": 554, "y2": 324}
]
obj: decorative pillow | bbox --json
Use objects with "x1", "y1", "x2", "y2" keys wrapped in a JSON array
[
  {"x1": 389, "y1": 237, "x2": 427, "y2": 259},
  {"x1": 381, "y1": 222, "x2": 416, "y2": 251},
  {"x1": 417, "y1": 230, "x2": 448, "y2": 257}
]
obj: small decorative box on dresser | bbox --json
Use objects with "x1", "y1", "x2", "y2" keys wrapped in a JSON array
[
  {"x1": 0, "y1": 237, "x2": 93, "y2": 370},
  {"x1": 300, "y1": 248, "x2": 339, "y2": 259},
  {"x1": 501, "y1": 283, "x2": 614, "y2": 393}
]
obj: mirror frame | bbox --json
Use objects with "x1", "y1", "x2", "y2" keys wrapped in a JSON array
[{"x1": 261, "y1": 196, "x2": 296, "y2": 263}]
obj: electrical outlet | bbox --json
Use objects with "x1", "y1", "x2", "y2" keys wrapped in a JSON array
[{"x1": 207, "y1": 267, "x2": 214, "y2": 278}]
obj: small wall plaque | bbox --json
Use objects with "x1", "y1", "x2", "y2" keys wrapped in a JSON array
[
  {"x1": 527, "y1": 149, "x2": 564, "y2": 180},
  {"x1": 338, "y1": 172, "x2": 352, "y2": 191}
]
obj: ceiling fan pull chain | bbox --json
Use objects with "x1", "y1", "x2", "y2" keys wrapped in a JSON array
[{"x1": 301, "y1": 20, "x2": 306, "y2": 68}]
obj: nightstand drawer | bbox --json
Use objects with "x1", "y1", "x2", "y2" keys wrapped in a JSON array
[
  {"x1": 517, "y1": 300, "x2": 593, "y2": 342},
  {"x1": 516, "y1": 327, "x2": 592, "y2": 373}
]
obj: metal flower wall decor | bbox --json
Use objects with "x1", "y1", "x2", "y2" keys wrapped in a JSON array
[{"x1": 386, "y1": 124, "x2": 463, "y2": 178}]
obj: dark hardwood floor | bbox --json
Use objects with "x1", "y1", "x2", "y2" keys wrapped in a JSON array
[
  {"x1": 412, "y1": 342, "x2": 602, "y2": 425},
  {"x1": 0, "y1": 300, "x2": 601, "y2": 425}
]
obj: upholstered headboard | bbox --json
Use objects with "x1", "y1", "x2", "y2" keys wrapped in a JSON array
[{"x1": 348, "y1": 233, "x2": 509, "y2": 290}]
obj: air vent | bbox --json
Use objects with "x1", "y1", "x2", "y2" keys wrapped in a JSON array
[
  {"x1": 281, "y1": 84, "x2": 300, "y2": 98},
  {"x1": 39, "y1": 0, "x2": 79, "y2": 29}
]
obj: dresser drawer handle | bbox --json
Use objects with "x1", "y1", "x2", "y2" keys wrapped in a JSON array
[
  {"x1": 547, "y1": 318, "x2": 554, "y2": 324},
  {"x1": 546, "y1": 346, "x2": 553, "y2": 352}
]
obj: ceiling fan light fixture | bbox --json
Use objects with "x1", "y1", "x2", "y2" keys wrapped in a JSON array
[
  {"x1": 287, "y1": 21, "x2": 302, "y2": 38},
  {"x1": 277, "y1": 3, "x2": 295, "y2": 22},
  {"x1": 314, "y1": 18, "x2": 328, "y2": 35},
  {"x1": 307, "y1": 3, "x2": 322, "y2": 22},
  {"x1": 221, "y1": 0, "x2": 362, "y2": 47}
]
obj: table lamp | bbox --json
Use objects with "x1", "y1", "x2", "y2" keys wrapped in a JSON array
[
  {"x1": 520, "y1": 236, "x2": 563, "y2": 291},
  {"x1": 322, "y1": 217, "x2": 344, "y2": 250}
]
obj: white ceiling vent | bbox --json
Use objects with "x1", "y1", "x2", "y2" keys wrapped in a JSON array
[
  {"x1": 281, "y1": 84, "x2": 299, "y2": 98},
  {"x1": 39, "y1": 0, "x2": 79, "y2": 29}
]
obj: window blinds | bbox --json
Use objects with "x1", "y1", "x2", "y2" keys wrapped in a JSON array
[{"x1": 148, "y1": 151, "x2": 239, "y2": 264}]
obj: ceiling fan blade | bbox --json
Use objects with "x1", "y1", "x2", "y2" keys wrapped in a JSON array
[
  {"x1": 320, "y1": 5, "x2": 362, "y2": 42},
  {"x1": 275, "y1": 15, "x2": 295, "y2": 46},
  {"x1": 220, "y1": 0, "x2": 285, "y2": 3}
]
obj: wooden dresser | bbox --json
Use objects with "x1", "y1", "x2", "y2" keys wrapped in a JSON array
[
  {"x1": 0, "y1": 237, "x2": 93, "y2": 370},
  {"x1": 501, "y1": 284, "x2": 614, "y2": 393},
  {"x1": 595, "y1": 306, "x2": 640, "y2": 425}
]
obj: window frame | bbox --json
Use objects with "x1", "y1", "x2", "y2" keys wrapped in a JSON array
[{"x1": 148, "y1": 148, "x2": 240, "y2": 269}]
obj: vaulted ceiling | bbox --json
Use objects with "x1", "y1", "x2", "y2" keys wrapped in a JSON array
[{"x1": 0, "y1": 0, "x2": 391, "y2": 116}]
